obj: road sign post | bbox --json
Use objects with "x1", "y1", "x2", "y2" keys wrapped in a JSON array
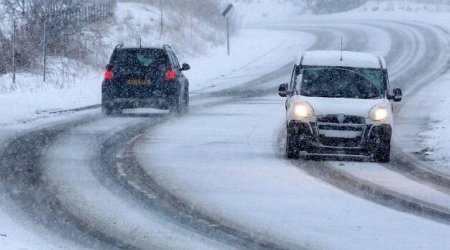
[{"x1": 222, "y1": 4, "x2": 233, "y2": 56}]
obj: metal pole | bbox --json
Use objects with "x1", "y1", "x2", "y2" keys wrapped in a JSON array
[
  {"x1": 12, "y1": 19, "x2": 16, "y2": 84},
  {"x1": 221, "y1": 3, "x2": 233, "y2": 56},
  {"x1": 43, "y1": 16, "x2": 47, "y2": 82},
  {"x1": 226, "y1": 17, "x2": 230, "y2": 56}
]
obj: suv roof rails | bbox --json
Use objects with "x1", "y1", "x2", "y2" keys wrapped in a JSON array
[
  {"x1": 114, "y1": 43, "x2": 124, "y2": 50},
  {"x1": 113, "y1": 43, "x2": 172, "y2": 51},
  {"x1": 163, "y1": 44, "x2": 172, "y2": 51}
]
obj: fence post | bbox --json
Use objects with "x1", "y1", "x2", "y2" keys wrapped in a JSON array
[
  {"x1": 12, "y1": 19, "x2": 16, "y2": 84},
  {"x1": 43, "y1": 15, "x2": 47, "y2": 82},
  {"x1": 159, "y1": 0, "x2": 163, "y2": 39}
]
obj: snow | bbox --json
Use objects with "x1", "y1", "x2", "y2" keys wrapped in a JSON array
[
  {"x1": 355, "y1": 0, "x2": 450, "y2": 13},
  {"x1": 409, "y1": 73, "x2": 450, "y2": 175},
  {"x1": 186, "y1": 29, "x2": 315, "y2": 94},
  {"x1": 129, "y1": 3, "x2": 450, "y2": 249},
  {"x1": 332, "y1": 161, "x2": 450, "y2": 209},
  {"x1": 0, "y1": 59, "x2": 101, "y2": 127},
  {"x1": 227, "y1": 0, "x2": 307, "y2": 24},
  {"x1": 41, "y1": 118, "x2": 228, "y2": 249},
  {"x1": 0, "y1": 110, "x2": 100, "y2": 250},
  {"x1": 0, "y1": 197, "x2": 90, "y2": 250},
  {"x1": 134, "y1": 96, "x2": 450, "y2": 249},
  {"x1": 0, "y1": 31, "x2": 310, "y2": 127},
  {"x1": 0, "y1": 2, "x2": 315, "y2": 248},
  {"x1": 2, "y1": 0, "x2": 450, "y2": 248}
]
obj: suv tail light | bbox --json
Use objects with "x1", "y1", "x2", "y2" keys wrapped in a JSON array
[
  {"x1": 165, "y1": 68, "x2": 177, "y2": 81},
  {"x1": 104, "y1": 69, "x2": 113, "y2": 81}
]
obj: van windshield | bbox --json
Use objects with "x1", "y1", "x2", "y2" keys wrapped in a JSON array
[{"x1": 300, "y1": 67, "x2": 385, "y2": 99}]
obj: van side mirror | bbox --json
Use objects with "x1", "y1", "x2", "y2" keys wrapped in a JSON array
[
  {"x1": 278, "y1": 83, "x2": 289, "y2": 97},
  {"x1": 392, "y1": 88, "x2": 402, "y2": 102},
  {"x1": 181, "y1": 63, "x2": 190, "y2": 71}
]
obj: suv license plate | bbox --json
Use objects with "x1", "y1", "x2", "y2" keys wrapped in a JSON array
[{"x1": 127, "y1": 79, "x2": 151, "y2": 86}]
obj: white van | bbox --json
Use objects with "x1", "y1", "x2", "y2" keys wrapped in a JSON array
[{"x1": 279, "y1": 51, "x2": 402, "y2": 162}]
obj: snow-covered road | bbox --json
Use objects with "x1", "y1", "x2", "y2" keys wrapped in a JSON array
[
  {"x1": 2, "y1": 17, "x2": 450, "y2": 250},
  {"x1": 134, "y1": 20, "x2": 450, "y2": 249}
]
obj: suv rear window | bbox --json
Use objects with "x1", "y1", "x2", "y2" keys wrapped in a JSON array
[{"x1": 110, "y1": 49, "x2": 169, "y2": 71}]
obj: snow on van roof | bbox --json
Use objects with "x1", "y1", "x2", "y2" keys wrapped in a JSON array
[{"x1": 298, "y1": 51, "x2": 386, "y2": 69}]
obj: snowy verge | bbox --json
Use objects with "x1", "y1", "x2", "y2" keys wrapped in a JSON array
[
  {"x1": 0, "y1": 60, "x2": 101, "y2": 127},
  {"x1": 408, "y1": 72, "x2": 450, "y2": 175}
]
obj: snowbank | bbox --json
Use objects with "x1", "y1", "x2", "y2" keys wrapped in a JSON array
[{"x1": 416, "y1": 73, "x2": 450, "y2": 174}]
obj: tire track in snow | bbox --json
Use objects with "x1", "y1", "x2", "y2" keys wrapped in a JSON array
[
  {"x1": 0, "y1": 29, "x2": 329, "y2": 250},
  {"x1": 360, "y1": 21, "x2": 450, "y2": 196},
  {"x1": 2, "y1": 19, "x2": 449, "y2": 249},
  {"x1": 0, "y1": 116, "x2": 135, "y2": 250}
]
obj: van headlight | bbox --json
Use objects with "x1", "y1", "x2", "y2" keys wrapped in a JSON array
[
  {"x1": 369, "y1": 105, "x2": 388, "y2": 121},
  {"x1": 293, "y1": 101, "x2": 314, "y2": 119}
]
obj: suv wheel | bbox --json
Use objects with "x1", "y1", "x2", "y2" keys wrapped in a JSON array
[
  {"x1": 169, "y1": 94, "x2": 182, "y2": 116},
  {"x1": 102, "y1": 103, "x2": 113, "y2": 116},
  {"x1": 373, "y1": 142, "x2": 391, "y2": 163},
  {"x1": 286, "y1": 132, "x2": 300, "y2": 159},
  {"x1": 183, "y1": 87, "x2": 189, "y2": 114}
]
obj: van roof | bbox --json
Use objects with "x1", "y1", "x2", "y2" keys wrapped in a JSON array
[{"x1": 298, "y1": 50, "x2": 386, "y2": 69}]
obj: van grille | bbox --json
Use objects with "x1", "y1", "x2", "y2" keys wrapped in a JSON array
[{"x1": 316, "y1": 115, "x2": 366, "y2": 148}]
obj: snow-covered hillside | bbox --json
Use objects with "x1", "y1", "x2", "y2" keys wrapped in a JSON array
[
  {"x1": 224, "y1": 0, "x2": 307, "y2": 24},
  {"x1": 355, "y1": 0, "x2": 450, "y2": 12},
  {"x1": 0, "y1": 1, "x2": 224, "y2": 93}
]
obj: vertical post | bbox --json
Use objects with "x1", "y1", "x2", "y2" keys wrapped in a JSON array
[
  {"x1": 43, "y1": 15, "x2": 47, "y2": 82},
  {"x1": 159, "y1": 0, "x2": 163, "y2": 39},
  {"x1": 226, "y1": 17, "x2": 230, "y2": 56},
  {"x1": 221, "y1": 4, "x2": 233, "y2": 56},
  {"x1": 12, "y1": 19, "x2": 16, "y2": 84}
]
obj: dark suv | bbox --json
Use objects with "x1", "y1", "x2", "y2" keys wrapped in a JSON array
[{"x1": 102, "y1": 44, "x2": 190, "y2": 115}]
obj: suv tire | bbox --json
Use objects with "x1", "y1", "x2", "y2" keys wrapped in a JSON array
[
  {"x1": 169, "y1": 94, "x2": 182, "y2": 116},
  {"x1": 183, "y1": 87, "x2": 189, "y2": 114},
  {"x1": 102, "y1": 104, "x2": 113, "y2": 116},
  {"x1": 374, "y1": 142, "x2": 391, "y2": 163},
  {"x1": 286, "y1": 132, "x2": 300, "y2": 159}
]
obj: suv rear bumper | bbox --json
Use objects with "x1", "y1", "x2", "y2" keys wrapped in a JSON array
[
  {"x1": 102, "y1": 97, "x2": 174, "y2": 110},
  {"x1": 287, "y1": 120, "x2": 392, "y2": 156},
  {"x1": 102, "y1": 83, "x2": 179, "y2": 110}
]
